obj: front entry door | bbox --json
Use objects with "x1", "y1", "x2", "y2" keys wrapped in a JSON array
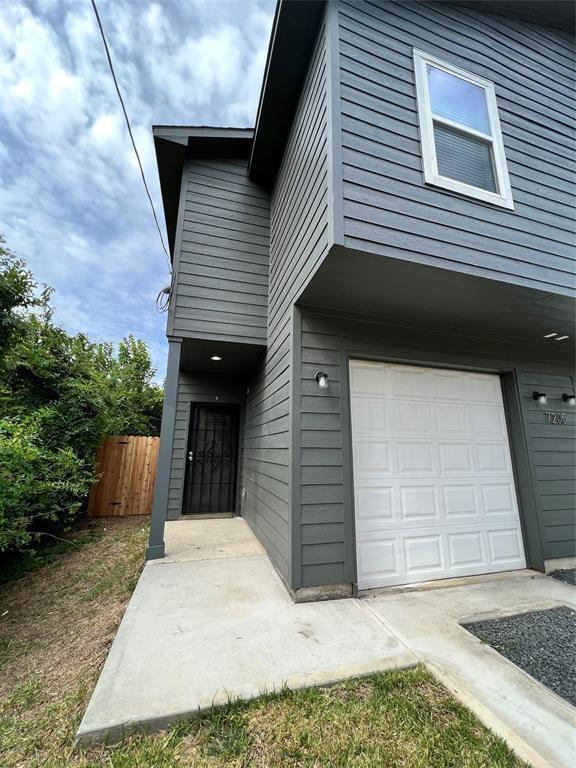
[{"x1": 182, "y1": 405, "x2": 240, "y2": 515}]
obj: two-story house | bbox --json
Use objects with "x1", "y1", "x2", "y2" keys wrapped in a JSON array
[{"x1": 148, "y1": 0, "x2": 575, "y2": 601}]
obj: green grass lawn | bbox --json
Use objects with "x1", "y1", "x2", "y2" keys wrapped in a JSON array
[{"x1": 0, "y1": 517, "x2": 528, "y2": 768}]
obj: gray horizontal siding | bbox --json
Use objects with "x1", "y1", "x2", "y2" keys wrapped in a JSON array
[
  {"x1": 338, "y1": 0, "x2": 576, "y2": 295},
  {"x1": 241, "y1": 16, "x2": 330, "y2": 589},
  {"x1": 170, "y1": 158, "x2": 270, "y2": 343},
  {"x1": 518, "y1": 372, "x2": 576, "y2": 560},
  {"x1": 167, "y1": 372, "x2": 245, "y2": 520},
  {"x1": 296, "y1": 307, "x2": 575, "y2": 587}
]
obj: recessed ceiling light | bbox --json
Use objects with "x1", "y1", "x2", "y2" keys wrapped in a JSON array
[
  {"x1": 555, "y1": 335, "x2": 569, "y2": 341},
  {"x1": 543, "y1": 332, "x2": 558, "y2": 338},
  {"x1": 211, "y1": 355, "x2": 222, "y2": 361}
]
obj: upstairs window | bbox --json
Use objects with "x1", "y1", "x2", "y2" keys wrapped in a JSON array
[{"x1": 413, "y1": 49, "x2": 513, "y2": 209}]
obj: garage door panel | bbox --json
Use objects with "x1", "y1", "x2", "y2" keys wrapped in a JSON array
[
  {"x1": 438, "y1": 442, "x2": 474, "y2": 473},
  {"x1": 481, "y1": 483, "x2": 517, "y2": 515},
  {"x1": 404, "y1": 535, "x2": 443, "y2": 574},
  {"x1": 447, "y1": 532, "x2": 484, "y2": 567},
  {"x1": 476, "y1": 443, "x2": 512, "y2": 474},
  {"x1": 467, "y1": 373, "x2": 503, "y2": 404},
  {"x1": 351, "y1": 398, "x2": 388, "y2": 431},
  {"x1": 431, "y1": 369, "x2": 467, "y2": 400},
  {"x1": 358, "y1": 540, "x2": 399, "y2": 582},
  {"x1": 399, "y1": 486, "x2": 439, "y2": 520},
  {"x1": 442, "y1": 485, "x2": 479, "y2": 517},
  {"x1": 353, "y1": 440, "x2": 392, "y2": 473},
  {"x1": 435, "y1": 404, "x2": 468, "y2": 434},
  {"x1": 349, "y1": 362, "x2": 387, "y2": 395},
  {"x1": 355, "y1": 487, "x2": 393, "y2": 524},
  {"x1": 351, "y1": 361, "x2": 526, "y2": 589},
  {"x1": 393, "y1": 401, "x2": 434, "y2": 433},
  {"x1": 397, "y1": 441, "x2": 435, "y2": 473},
  {"x1": 469, "y1": 405, "x2": 506, "y2": 435},
  {"x1": 390, "y1": 365, "x2": 430, "y2": 398},
  {"x1": 487, "y1": 528, "x2": 524, "y2": 564}
]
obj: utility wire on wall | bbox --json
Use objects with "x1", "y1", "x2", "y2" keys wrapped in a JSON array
[{"x1": 90, "y1": 0, "x2": 172, "y2": 280}]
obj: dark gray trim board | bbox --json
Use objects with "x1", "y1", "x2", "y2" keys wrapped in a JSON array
[
  {"x1": 501, "y1": 372, "x2": 545, "y2": 570},
  {"x1": 325, "y1": 0, "x2": 345, "y2": 247},
  {"x1": 289, "y1": 307, "x2": 303, "y2": 589},
  {"x1": 166, "y1": 164, "x2": 188, "y2": 337},
  {"x1": 147, "y1": 337, "x2": 183, "y2": 560}
]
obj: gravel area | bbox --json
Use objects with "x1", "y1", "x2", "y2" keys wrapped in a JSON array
[
  {"x1": 548, "y1": 568, "x2": 576, "y2": 586},
  {"x1": 463, "y1": 606, "x2": 576, "y2": 706}
]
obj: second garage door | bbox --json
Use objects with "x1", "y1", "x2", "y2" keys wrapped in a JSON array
[{"x1": 350, "y1": 360, "x2": 526, "y2": 590}]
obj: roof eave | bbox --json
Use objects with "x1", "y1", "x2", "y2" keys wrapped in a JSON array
[{"x1": 248, "y1": 0, "x2": 325, "y2": 188}]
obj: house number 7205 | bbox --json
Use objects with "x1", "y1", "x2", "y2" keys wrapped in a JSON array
[{"x1": 544, "y1": 412, "x2": 567, "y2": 425}]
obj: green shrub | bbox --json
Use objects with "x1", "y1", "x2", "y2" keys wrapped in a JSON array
[
  {"x1": 0, "y1": 236, "x2": 163, "y2": 556},
  {"x1": 0, "y1": 417, "x2": 94, "y2": 553}
]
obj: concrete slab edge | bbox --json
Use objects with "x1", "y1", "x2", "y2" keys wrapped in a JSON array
[
  {"x1": 358, "y1": 570, "x2": 544, "y2": 599},
  {"x1": 75, "y1": 655, "x2": 417, "y2": 747},
  {"x1": 457, "y1": 597, "x2": 570, "y2": 626},
  {"x1": 358, "y1": 599, "x2": 559, "y2": 768},
  {"x1": 545, "y1": 556, "x2": 576, "y2": 572},
  {"x1": 424, "y1": 662, "x2": 553, "y2": 768},
  {"x1": 291, "y1": 583, "x2": 353, "y2": 602}
]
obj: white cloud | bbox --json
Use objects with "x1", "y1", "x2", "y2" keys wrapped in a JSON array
[{"x1": 0, "y1": 0, "x2": 274, "y2": 375}]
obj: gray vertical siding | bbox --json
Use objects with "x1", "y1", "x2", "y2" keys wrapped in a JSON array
[
  {"x1": 167, "y1": 371, "x2": 244, "y2": 520},
  {"x1": 338, "y1": 0, "x2": 575, "y2": 294},
  {"x1": 170, "y1": 158, "x2": 270, "y2": 343},
  {"x1": 241, "y1": 16, "x2": 330, "y2": 587},
  {"x1": 518, "y1": 372, "x2": 576, "y2": 560},
  {"x1": 295, "y1": 308, "x2": 575, "y2": 587}
]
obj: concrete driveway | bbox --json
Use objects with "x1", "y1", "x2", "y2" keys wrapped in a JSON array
[
  {"x1": 77, "y1": 518, "x2": 576, "y2": 768},
  {"x1": 364, "y1": 575, "x2": 576, "y2": 768}
]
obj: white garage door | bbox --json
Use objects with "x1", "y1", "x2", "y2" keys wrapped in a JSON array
[{"x1": 350, "y1": 360, "x2": 526, "y2": 590}]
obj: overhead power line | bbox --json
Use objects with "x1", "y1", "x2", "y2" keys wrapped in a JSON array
[{"x1": 90, "y1": 0, "x2": 172, "y2": 273}]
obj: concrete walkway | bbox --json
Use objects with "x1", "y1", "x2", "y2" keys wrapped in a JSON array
[
  {"x1": 77, "y1": 518, "x2": 576, "y2": 768},
  {"x1": 364, "y1": 575, "x2": 576, "y2": 768},
  {"x1": 76, "y1": 518, "x2": 415, "y2": 744}
]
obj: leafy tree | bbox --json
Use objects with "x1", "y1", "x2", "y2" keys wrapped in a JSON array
[
  {"x1": 0, "y1": 236, "x2": 49, "y2": 364},
  {"x1": 105, "y1": 336, "x2": 164, "y2": 436},
  {"x1": 0, "y1": 237, "x2": 165, "y2": 554}
]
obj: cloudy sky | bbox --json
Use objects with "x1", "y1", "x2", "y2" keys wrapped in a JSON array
[{"x1": 0, "y1": 0, "x2": 274, "y2": 379}]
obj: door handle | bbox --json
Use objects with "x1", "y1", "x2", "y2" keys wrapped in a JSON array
[{"x1": 188, "y1": 451, "x2": 194, "y2": 462}]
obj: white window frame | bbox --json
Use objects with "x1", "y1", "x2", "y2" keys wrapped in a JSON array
[{"x1": 413, "y1": 49, "x2": 514, "y2": 210}]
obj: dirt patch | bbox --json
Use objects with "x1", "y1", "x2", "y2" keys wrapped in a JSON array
[{"x1": 0, "y1": 517, "x2": 148, "y2": 701}]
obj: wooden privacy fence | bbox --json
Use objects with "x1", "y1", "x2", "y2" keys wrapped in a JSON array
[{"x1": 88, "y1": 436, "x2": 160, "y2": 517}]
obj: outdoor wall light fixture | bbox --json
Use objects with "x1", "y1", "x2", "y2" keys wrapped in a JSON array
[
  {"x1": 533, "y1": 391, "x2": 548, "y2": 405},
  {"x1": 562, "y1": 394, "x2": 576, "y2": 407},
  {"x1": 315, "y1": 371, "x2": 329, "y2": 390},
  {"x1": 211, "y1": 355, "x2": 222, "y2": 361}
]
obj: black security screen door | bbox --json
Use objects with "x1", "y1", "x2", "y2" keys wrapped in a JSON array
[{"x1": 182, "y1": 405, "x2": 240, "y2": 515}]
